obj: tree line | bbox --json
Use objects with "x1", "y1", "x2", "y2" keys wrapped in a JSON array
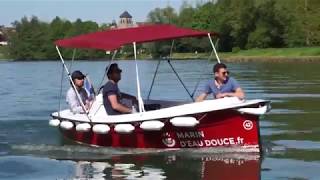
[
  {"x1": 8, "y1": 16, "x2": 109, "y2": 60},
  {"x1": 7, "y1": 0, "x2": 320, "y2": 60},
  {"x1": 147, "y1": 0, "x2": 320, "y2": 53}
]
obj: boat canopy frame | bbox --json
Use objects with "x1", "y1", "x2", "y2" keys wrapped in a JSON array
[{"x1": 54, "y1": 24, "x2": 221, "y2": 121}]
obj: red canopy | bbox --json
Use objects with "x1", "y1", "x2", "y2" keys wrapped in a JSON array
[{"x1": 55, "y1": 24, "x2": 217, "y2": 51}]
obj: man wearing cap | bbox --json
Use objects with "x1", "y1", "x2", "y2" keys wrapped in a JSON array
[
  {"x1": 103, "y1": 63, "x2": 137, "y2": 115},
  {"x1": 196, "y1": 63, "x2": 245, "y2": 102},
  {"x1": 66, "y1": 70, "x2": 91, "y2": 114}
]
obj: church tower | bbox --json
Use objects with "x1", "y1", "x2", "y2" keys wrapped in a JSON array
[{"x1": 118, "y1": 11, "x2": 135, "y2": 28}]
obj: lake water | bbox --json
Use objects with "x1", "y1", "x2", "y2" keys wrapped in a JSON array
[{"x1": 0, "y1": 60, "x2": 320, "y2": 179}]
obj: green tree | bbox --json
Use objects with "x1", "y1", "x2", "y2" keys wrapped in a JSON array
[
  {"x1": 61, "y1": 18, "x2": 102, "y2": 59},
  {"x1": 7, "y1": 0, "x2": 320, "y2": 60},
  {"x1": 228, "y1": 0, "x2": 256, "y2": 49},
  {"x1": 146, "y1": 7, "x2": 179, "y2": 58},
  {"x1": 175, "y1": 2, "x2": 209, "y2": 53},
  {"x1": 284, "y1": 0, "x2": 320, "y2": 47},
  {"x1": 192, "y1": 1, "x2": 236, "y2": 51},
  {"x1": 147, "y1": 6, "x2": 178, "y2": 24},
  {"x1": 9, "y1": 16, "x2": 50, "y2": 60},
  {"x1": 247, "y1": 0, "x2": 287, "y2": 48},
  {"x1": 45, "y1": 17, "x2": 73, "y2": 59},
  {"x1": 8, "y1": 16, "x2": 106, "y2": 60}
]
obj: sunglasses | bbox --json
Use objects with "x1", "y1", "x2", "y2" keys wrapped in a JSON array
[
  {"x1": 75, "y1": 77, "x2": 85, "y2": 80},
  {"x1": 222, "y1": 71, "x2": 230, "y2": 75},
  {"x1": 115, "y1": 69, "x2": 122, "y2": 73}
]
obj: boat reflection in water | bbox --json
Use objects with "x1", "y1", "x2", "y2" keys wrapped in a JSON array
[{"x1": 72, "y1": 153, "x2": 261, "y2": 180}]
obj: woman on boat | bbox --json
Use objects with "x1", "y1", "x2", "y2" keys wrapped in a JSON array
[{"x1": 196, "y1": 63, "x2": 245, "y2": 101}]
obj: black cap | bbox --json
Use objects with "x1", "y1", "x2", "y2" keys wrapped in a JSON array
[
  {"x1": 71, "y1": 70, "x2": 85, "y2": 80},
  {"x1": 106, "y1": 63, "x2": 122, "y2": 75}
]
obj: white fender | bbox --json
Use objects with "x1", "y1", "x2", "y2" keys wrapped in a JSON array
[
  {"x1": 140, "y1": 121, "x2": 164, "y2": 131},
  {"x1": 237, "y1": 105, "x2": 269, "y2": 115},
  {"x1": 114, "y1": 124, "x2": 135, "y2": 134},
  {"x1": 170, "y1": 117, "x2": 199, "y2": 127},
  {"x1": 92, "y1": 124, "x2": 110, "y2": 134},
  {"x1": 49, "y1": 119, "x2": 60, "y2": 127},
  {"x1": 76, "y1": 123, "x2": 91, "y2": 132},
  {"x1": 60, "y1": 121, "x2": 74, "y2": 130}
]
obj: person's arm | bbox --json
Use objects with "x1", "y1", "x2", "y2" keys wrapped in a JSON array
[
  {"x1": 121, "y1": 92, "x2": 138, "y2": 105},
  {"x1": 216, "y1": 78, "x2": 245, "y2": 99},
  {"x1": 217, "y1": 88, "x2": 245, "y2": 99},
  {"x1": 108, "y1": 94, "x2": 132, "y2": 113},
  {"x1": 80, "y1": 88, "x2": 92, "y2": 110},
  {"x1": 233, "y1": 87, "x2": 245, "y2": 99},
  {"x1": 196, "y1": 93, "x2": 208, "y2": 102},
  {"x1": 121, "y1": 92, "x2": 137, "y2": 101},
  {"x1": 195, "y1": 81, "x2": 212, "y2": 102},
  {"x1": 66, "y1": 90, "x2": 86, "y2": 113}
]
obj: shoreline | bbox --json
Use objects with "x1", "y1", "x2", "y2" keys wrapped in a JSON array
[
  {"x1": 220, "y1": 56, "x2": 320, "y2": 62},
  {"x1": 1, "y1": 47, "x2": 320, "y2": 62},
  {"x1": 1, "y1": 56, "x2": 320, "y2": 62}
]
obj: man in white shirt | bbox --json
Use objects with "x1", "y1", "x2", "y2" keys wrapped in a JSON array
[{"x1": 66, "y1": 70, "x2": 90, "y2": 114}]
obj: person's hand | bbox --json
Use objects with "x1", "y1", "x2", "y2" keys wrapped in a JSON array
[
  {"x1": 216, "y1": 93, "x2": 224, "y2": 99},
  {"x1": 131, "y1": 106, "x2": 137, "y2": 113},
  {"x1": 132, "y1": 97, "x2": 139, "y2": 106},
  {"x1": 216, "y1": 93, "x2": 229, "y2": 99},
  {"x1": 85, "y1": 101, "x2": 91, "y2": 111}
]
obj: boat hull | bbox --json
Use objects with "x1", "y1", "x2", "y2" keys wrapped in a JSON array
[{"x1": 59, "y1": 109, "x2": 261, "y2": 151}]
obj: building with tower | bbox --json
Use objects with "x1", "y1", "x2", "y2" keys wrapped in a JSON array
[{"x1": 117, "y1": 11, "x2": 137, "y2": 29}]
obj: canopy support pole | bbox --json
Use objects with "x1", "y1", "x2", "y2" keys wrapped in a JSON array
[
  {"x1": 69, "y1": 49, "x2": 76, "y2": 70},
  {"x1": 58, "y1": 48, "x2": 76, "y2": 117},
  {"x1": 133, "y1": 42, "x2": 145, "y2": 113},
  {"x1": 167, "y1": 40, "x2": 194, "y2": 101},
  {"x1": 208, "y1": 33, "x2": 221, "y2": 63},
  {"x1": 191, "y1": 49, "x2": 214, "y2": 98},
  {"x1": 58, "y1": 63, "x2": 64, "y2": 117},
  {"x1": 167, "y1": 60, "x2": 194, "y2": 101},
  {"x1": 147, "y1": 59, "x2": 161, "y2": 100},
  {"x1": 56, "y1": 46, "x2": 91, "y2": 122}
]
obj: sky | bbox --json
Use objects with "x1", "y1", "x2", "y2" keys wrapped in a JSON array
[{"x1": 0, "y1": 0, "x2": 201, "y2": 27}]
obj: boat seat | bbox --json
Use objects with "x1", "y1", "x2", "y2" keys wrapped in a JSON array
[{"x1": 144, "y1": 103, "x2": 161, "y2": 111}]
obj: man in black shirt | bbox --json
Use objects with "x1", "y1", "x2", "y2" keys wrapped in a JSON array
[{"x1": 102, "y1": 63, "x2": 137, "y2": 115}]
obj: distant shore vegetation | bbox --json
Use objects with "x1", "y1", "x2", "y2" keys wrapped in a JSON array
[{"x1": 3, "y1": 0, "x2": 320, "y2": 60}]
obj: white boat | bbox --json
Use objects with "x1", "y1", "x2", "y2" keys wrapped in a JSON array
[{"x1": 50, "y1": 24, "x2": 271, "y2": 151}]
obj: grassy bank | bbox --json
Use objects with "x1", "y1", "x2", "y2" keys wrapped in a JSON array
[
  {"x1": 220, "y1": 47, "x2": 320, "y2": 62},
  {"x1": 2, "y1": 46, "x2": 320, "y2": 62},
  {"x1": 0, "y1": 46, "x2": 9, "y2": 60},
  {"x1": 223, "y1": 47, "x2": 320, "y2": 57},
  {"x1": 170, "y1": 47, "x2": 320, "y2": 62}
]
